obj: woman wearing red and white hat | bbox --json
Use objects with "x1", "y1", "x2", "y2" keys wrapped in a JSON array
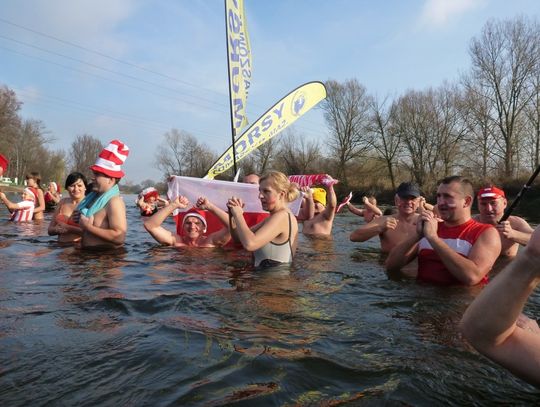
[
  {"x1": 44, "y1": 181, "x2": 62, "y2": 211},
  {"x1": 24, "y1": 172, "x2": 46, "y2": 220},
  {"x1": 136, "y1": 187, "x2": 169, "y2": 216}
]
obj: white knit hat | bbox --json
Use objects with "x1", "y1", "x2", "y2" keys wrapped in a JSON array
[{"x1": 90, "y1": 139, "x2": 129, "y2": 178}]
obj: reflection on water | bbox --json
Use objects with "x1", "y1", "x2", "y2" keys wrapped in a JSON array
[{"x1": 0, "y1": 195, "x2": 539, "y2": 405}]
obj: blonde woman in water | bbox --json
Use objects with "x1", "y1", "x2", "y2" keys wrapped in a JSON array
[{"x1": 227, "y1": 171, "x2": 299, "y2": 267}]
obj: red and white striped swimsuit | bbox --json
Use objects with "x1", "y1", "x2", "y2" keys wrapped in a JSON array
[{"x1": 10, "y1": 200, "x2": 35, "y2": 222}]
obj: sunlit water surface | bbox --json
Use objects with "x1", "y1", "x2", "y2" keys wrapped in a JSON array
[{"x1": 1, "y1": 194, "x2": 539, "y2": 406}]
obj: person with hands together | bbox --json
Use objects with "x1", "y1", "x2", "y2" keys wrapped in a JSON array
[
  {"x1": 227, "y1": 170, "x2": 299, "y2": 267},
  {"x1": 386, "y1": 176, "x2": 501, "y2": 285},
  {"x1": 473, "y1": 185, "x2": 533, "y2": 257},
  {"x1": 144, "y1": 195, "x2": 230, "y2": 248},
  {"x1": 48, "y1": 172, "x2": 87, "y2": 243}
]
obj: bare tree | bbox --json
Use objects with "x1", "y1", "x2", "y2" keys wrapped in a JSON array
[
  {"x1": 10, "y1": 119, "x2": 52, "y2": 183},
  {"x1": 392, "y1": 86, "x2": 466, "y2": 190},
  {"x1": 321, "y1": 79, "x2": 373, "y2": 185},
  {"x1": 41, "y1": 150, "x2": 67, "y2": 185},
  {"x1": 434, "y1": 83, "x2": 469, "y2": 176},
  {"x1": 524, "y1": 70, "x2": 540, "y2": 170},
  {"x1": 154, "y1": 129, "x2": 217, "y2": 178},
  {"x1": 275, "y1": 129, "x2": 322, "y2": 175},
  {"x1": 467, "y1": 16, "x2": 540, "y2": 178},
  {"x1": 0, "y1": 85, "x2": 22, "y2": 176},
  {"x1": 366, "y1": 95, "x2": 401, "y2": 190},
  {"x1": 69, "y1": 134, "x2": 104, "y2": 179},
  {"x1": 240, "y1": 136, "x2": 279, "y2": 176},
  {"x1": 459, "y1": 81, "x2": 499, "y2": 178}
]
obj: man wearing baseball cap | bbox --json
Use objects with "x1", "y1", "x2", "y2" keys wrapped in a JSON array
[
  {"x1": 144, "y1": 196, "x2": 230, "y2": 247},
  {"x1": 350, "y1": 181, "x2": 421, "y2": 253},
  {"x1": 386, "y1": 176, "x2": 501, "y2": 286},
  {"x1": 474, "y1": 185, "x2": 533, "y2": 257},
  {"x1": 76, "y1": 140, "x2": 129, "y2": 248}
]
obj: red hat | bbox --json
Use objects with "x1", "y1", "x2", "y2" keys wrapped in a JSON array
[
  {"x1": 477, "y1": 186, "x2": 505, "y2": 199},
  {"x1": 90, "y1": 140, "x2": 129, "y2": 178},
  {"x1": 182, "y1": 208, "x2": 207, "y2": 232},
  {"x1": 0, "y1": 153, "x2": 8, "y2": 172},
  {"x1": 140, "y1": 187, "x2": 159, "y2": 201}
]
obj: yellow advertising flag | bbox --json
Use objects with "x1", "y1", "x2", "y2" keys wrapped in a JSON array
[
  {"x1": 226, "y1": 0, "x2": 251, "y2": 132},
  {"x1": 205, "y1": 81, "x2": 327, "y2": 179}
]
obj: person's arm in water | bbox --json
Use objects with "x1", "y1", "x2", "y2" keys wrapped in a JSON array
[
  {"x1": 385, "y1": 222, "x2": 422, "y2": 274},
  {"x1": 350, "y1": 215, "x2": 397, "y2": 242},
  {"x1": 460, "y1": 226, "x2": 540, "y2": 388},
  {"x1": 143, "y1": 196, "x2": 189, "y2": 245},
  {"x1": 79, "y1": 196, "x2": 127, "y2": 245},
  {"x1": 418, "y1": 209, "x2": 501, "y2": 285}
]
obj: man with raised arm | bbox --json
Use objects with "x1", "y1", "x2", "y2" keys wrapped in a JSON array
[
  {"x1": 76, "y1": 140, "x2": 129, "y2": 249},
  {"x1": 350, "y1": 182, "x2": 420, "y2": 253},
  {"x1": 144, "y1": 196, "x2": 230, "y2": 248},
  {"x1": 302, "y1": 183, "x2": 337, "y2": 236},
  {"x1": 473, "y1": 185, "x2": 533, "y2": 257},
  {"x1": 460, "y1": 225, "x2": 540, "y2": 388},
  {"x1": 346, "y1": 195, "x2": 382, "y2": 223},
  {"x1": 386, "y1": 176, "x2": 501, "y2": 285}
]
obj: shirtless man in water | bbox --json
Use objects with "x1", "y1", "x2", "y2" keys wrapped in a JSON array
[
  {"x1": 76, "y1": 140, "x2": 129, "y2": 249},
  {"x1": 473, "y1": 185, "x2": 533, "y2": 258},
  {"x1": 350, "y1": 182, "x2": 421, "y2": 253},
  {"x1": 144, "y1": 196, "x2": 230, "y2": 248},
  {"x1": 302, "y1": 183, "x2": 337, "y2": 236}
]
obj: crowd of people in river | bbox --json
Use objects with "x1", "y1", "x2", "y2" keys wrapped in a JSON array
[{"x1": 1, "y1": 140, "x2": 540, "y2": 388}]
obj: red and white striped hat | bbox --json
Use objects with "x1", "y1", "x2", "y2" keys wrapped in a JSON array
[
  {"x1": 90, "y1": 140, "x2": 129, "y2": 178},
  {"x1": 23, "y1": 187, "x2": 36, "y2": 201}
]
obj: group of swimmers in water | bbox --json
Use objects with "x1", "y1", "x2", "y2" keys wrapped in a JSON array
[{"x1": 1, "y1": 141, "x2": 540, "y2": 388}]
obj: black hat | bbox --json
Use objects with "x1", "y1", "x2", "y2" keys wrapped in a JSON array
[{"x1": 396, "y1": 182, "x2": 421, "y2": 198}]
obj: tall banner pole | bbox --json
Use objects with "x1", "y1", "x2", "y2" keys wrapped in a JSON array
[
  {"x1": 224, "y1": 0, "x2": 238, "y2": 176},
  {"x1": 224, "y1": 0, "x2": 252, "y2": 178}
]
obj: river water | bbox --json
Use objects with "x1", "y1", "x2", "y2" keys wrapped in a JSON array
[{"x1": 0, "y1": 194, "x2": 539, "y2": 406}]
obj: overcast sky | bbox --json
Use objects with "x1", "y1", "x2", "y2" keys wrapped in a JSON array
[{"x1": 2, "y1": 0, "x2": 539, "y2": 184}]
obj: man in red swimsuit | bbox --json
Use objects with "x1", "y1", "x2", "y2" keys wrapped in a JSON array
[{"x1": 386, "y1": 176, "x2": 501, "y2": 285}]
